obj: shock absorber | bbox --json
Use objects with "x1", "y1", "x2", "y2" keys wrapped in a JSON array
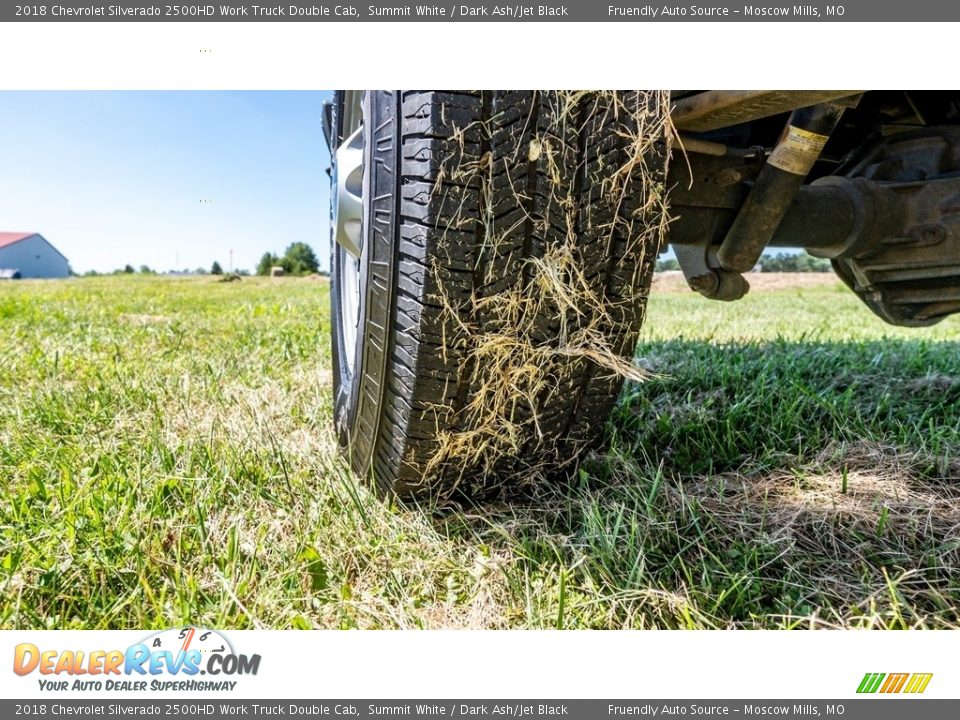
[{"x1": 716, "y1": 99, "x2": 855, "y2": 274}]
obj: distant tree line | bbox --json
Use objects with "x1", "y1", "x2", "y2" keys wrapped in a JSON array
[
  {"x1": 655, "y1": 250, "x2": 831, "y2": 273},
  {"x1": 74, "y1": 242, "x2": 331, "y2": 278},
  {"x1": 655, "y1": 258, "x2": 680, "y2": 272},
  {"x1": 257, "y1": 242, "x2": 322, "y2": 276},
  {"x1": 84, "y1": 264, "x2": 237, "y2": 276},
  {"x1": 757, "y1": 251, "x2": 832, "y2": 272}
]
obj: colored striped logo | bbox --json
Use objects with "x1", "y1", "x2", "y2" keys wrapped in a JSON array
[{"x1": 857, "y1": 672, "x2": 933, "y2": 694}]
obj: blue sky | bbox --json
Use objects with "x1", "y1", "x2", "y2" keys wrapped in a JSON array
[{"x1": 0, "y1": 91, "x2": 332, "y2": 273}]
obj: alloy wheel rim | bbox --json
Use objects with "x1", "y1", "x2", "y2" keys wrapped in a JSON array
[{"x1": 333, "y1": 95, "x2": 364, "y2": 377}]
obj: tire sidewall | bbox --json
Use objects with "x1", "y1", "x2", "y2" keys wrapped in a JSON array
[{"x1": 331, "y1": 91, "x2": 400, "y2": 467}]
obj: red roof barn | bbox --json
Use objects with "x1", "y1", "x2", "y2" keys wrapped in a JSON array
[{"x1": 0, "y1": 232, "x2": 71, "y2": 278}]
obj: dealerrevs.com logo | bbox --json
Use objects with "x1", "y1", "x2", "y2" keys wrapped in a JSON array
[{"x1": 13, "y1": 627, "x2": 261, "y2": 692}]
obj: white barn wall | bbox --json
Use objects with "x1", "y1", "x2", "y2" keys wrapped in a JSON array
[{"x1": 0, "y1": 235, "x2": 71, "y2": 278}]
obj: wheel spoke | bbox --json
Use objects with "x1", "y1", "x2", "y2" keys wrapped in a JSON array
[{"x1": 335, "y1": 125, "x2": 364, "y2": 259}]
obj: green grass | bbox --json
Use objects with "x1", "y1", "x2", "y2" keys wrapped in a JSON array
[{"x1": 1, "y1": 274, "x2": 959, "y2": 629}]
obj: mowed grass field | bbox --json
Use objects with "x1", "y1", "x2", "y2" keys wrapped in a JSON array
[{"x1": 1, "y1": 273, "x2": 959, "y2": 629}]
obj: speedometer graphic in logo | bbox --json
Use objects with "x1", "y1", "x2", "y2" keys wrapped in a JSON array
[{"x1": 142, "y1": 627, "x2": 233, "y2": 658}]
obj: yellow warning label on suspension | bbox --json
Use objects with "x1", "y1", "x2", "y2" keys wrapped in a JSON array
[{"x1": 767, "y1": 125, "x2": 830, "y2": 175}]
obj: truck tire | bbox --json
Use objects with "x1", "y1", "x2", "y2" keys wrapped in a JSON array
[{"x1": 330, "y1": 90, "x2": 668, "y2": 499}]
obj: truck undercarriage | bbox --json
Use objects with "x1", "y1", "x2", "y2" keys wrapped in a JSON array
[{"x1": 668, "y1": 90, "x2": 960, "y2": 326}]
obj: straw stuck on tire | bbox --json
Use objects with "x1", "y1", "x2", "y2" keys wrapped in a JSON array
[{"x1": 331, "y1": 90, "x2": 671, "y2": 499}]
